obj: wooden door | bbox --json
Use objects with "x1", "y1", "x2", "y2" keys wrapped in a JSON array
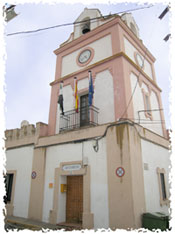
[{"x1": 66, "y1": 176, "x2": 83, "y2": 223}]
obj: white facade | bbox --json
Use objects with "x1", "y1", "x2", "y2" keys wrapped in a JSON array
[
  {"x1": 61, "y1": 35, "x2": 112, "y2": 77},
  {"x1": 42, "y1": 138, "x2": 109, "y2": 228},
  {"x1": 141, "y1": 139, "x2": 170, "y2": 215},
  {"x1": 78, "y1": 77, "x2": 89, "y2": 90},
  {"x1": 6, "y1": 145, "x2": 34, "y2": 218},
  {"x1": 94, "y1": 70, "x2": 115, "y2": 124}
]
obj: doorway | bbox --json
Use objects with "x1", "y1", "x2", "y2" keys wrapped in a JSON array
[{"x1": 66, "y1": 176, "x2": 83, "y2": 223}]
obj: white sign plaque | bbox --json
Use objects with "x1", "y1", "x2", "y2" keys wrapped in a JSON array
[{"x1": 62, "y1": 164, "x2": 81, "y2": 171}]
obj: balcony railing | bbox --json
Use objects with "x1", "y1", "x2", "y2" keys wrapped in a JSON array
[{"x1": 59, "y1": 105, "x2": 99, "y2": 132}]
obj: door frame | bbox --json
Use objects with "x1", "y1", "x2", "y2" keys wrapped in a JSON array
[{"x1": 49, "y1": 161, "x2": 94, "y2": 229}]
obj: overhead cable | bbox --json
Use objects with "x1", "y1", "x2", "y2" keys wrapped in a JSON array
[{"x1": 6, "y1": 4, "x2": 153, "y2": 36}]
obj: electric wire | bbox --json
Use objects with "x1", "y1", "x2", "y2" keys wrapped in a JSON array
[
  {"x1": 6, "y1": 4, "x2": 154, "y2": 36},
  {"x1": 136, "y1": 122, "x2": 165, "y2": 125},
  {"x1": 127, "y1": 118, "x2": 166, "y2": 123}
]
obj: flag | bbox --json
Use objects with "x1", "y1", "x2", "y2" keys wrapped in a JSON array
[
  {"x1": 74, "y1": 77, "x2": 79, "y2": 113},
  {"x1": 58, "y1": 82, "x2": 64, "y2": 115},
  {"x1": 88, "y1": 71, "x2": 94, "y2": 106}
]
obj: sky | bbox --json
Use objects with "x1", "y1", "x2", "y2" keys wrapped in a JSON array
[
  {"x1": 2, "y1": 0, "x2": 173, "y2": 131},
  {"x1": 0, "y1": 0, "x2": 175, "y2": 232}
]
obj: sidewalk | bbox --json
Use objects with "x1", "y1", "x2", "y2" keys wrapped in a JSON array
[
  {"x1": 5, "y1": 216, "x2": 83, "y2": 231},
  {"x1": 5, "y1": 216, "x2": 62, "y2": 231}
]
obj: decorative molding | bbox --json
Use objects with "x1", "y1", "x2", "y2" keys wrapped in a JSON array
[
  {"x1": 78, "y1": 88, "x2": 89, "y2": 97},
  {"x1": 50, "y1": 52, "x2": 161, "y2": 93},
  {"x1": 54, "y1": 16, "x2": 155, "y2": 63},
  {"x1": 138, "y1": 76, "x2": 142, "y2": 88},
  {"x1": 134, "y1": 51, "x2": 145, "y2": 69},
  {"x1": 142, "y1": 88, "x2": 153, "y2": 120},
  {"x1": 148, "y1": 85, "x2": 151, "y2": 95},
  {"x1": 108, "y1": 67, "x2": 114, "y2": 76}
]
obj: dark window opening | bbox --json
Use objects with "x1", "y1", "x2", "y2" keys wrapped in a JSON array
[
  {"x1": 160, "y1": 173, "x2": 167, "y2": 200},
  {"x1": 82, "y1": 24, "x2": 90, "y2": 34},
  {"x1": 4, "y1": 173, "x2": 14, "y2": 203}
]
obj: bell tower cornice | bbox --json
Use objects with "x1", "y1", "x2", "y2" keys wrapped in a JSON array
[{"x1": 53, "y1": 15, "x2": 155, "y2": 64}]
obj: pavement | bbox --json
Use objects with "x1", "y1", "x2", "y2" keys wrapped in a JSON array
[{"x1": 5, "y1": 216, "x2": 82, "y2": 231}]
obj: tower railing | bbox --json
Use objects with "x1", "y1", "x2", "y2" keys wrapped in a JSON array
[{"x1": 59, "y1": 105, "x2": 99, "y2": 132}]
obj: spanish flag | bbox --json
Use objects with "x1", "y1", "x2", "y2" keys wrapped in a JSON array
[{"x1": 74, "y1": 77, "x2": 79, "y2": 113}]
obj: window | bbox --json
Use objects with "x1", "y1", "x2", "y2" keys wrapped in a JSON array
[
  {"x1": 5, "y1": 173, "x2": 14, "y2": 203},
  {"x1": 145, "y1": 94, "x2": 151, "y2": 114},
  {"x1": 142, "y1": 88, "x2": 152, "y2": 120},
  {"x1": 160, "y1": 173, "x2": 167, "y2": 200},
  {"x1": 157, "y1": 168, "x2": 169, "y2": 206}
]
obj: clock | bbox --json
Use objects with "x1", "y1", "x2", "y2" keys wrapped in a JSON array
[
  {"x1": 135, "y1": 52, "x2": 144, "y2": 67},
  {"x1": 78, "y1": 49, "x2": 91, "y2": 64}
]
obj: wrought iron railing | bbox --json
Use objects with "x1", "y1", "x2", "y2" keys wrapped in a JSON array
[{"x1": 59, "y1": 105, "x2": 99, "y2": 132}]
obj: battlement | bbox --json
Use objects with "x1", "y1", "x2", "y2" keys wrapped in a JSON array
[
  {"x1": 5, "y1": 121, "x2": 48, "y2": 149},
  {"x1": 5, "y1": 124, "x2": 36, "y2": 141}
]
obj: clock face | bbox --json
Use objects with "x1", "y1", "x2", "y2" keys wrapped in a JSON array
[
  {"x1": 78, "y1": 49, "x2": 91, "y2": 64},
  {"x1": 136, "y1": 53, "x2": 144, "y2": 67}
]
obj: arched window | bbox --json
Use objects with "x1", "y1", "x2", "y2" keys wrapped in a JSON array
[{"x1": 81, "y1": 17, "x2": 90, "y2": 34}]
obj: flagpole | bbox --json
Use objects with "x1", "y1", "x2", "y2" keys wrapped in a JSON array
[{"x1": 88, "y1": 70, "x2": 91, "y2": 82}]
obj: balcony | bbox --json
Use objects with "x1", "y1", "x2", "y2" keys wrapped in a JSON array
[{"x1": 59, "y1": 105, "x2": 99, "y2": 132}]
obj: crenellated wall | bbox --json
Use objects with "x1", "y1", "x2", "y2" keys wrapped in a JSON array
[
  {"x1": 5, "y1": 122, "x2": 48, "y2": 149},
  {"x1": 5, "y1": 125, "x2": 36, "y2": 141}
]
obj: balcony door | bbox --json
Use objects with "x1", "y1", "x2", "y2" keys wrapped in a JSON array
[{"x1": 80, "y1": 94, "x2": 89, "y2": 127}]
